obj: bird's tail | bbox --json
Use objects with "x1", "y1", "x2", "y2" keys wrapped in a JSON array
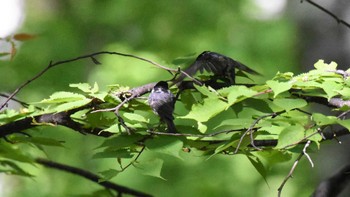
[{"x1": 165, "y1": 119, "x2": 177, "y2": 133}]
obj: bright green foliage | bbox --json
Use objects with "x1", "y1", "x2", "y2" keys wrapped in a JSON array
[{"x1": 0, "y1": 59, "x2": 349, "y2": 196}]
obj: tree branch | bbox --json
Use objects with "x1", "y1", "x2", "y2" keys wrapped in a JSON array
[
  {"x1": 301, "y1": 0, "x2": 350, "y2": 29},
  {"x1": 0, "y1": 51, "x2": 176, "y2": 111},
  {"x1": 35, "y1": 158, "x2": 152, "y2": 197}
]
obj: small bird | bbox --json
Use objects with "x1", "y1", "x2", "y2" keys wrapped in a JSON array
[
  {"x1": 148, "y1": 81, "x2": 177, "y2": 133},
  {"x1": 174, "y1": 51, "x2": 260, "y2": 85}
]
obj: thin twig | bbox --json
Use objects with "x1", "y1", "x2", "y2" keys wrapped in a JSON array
[
  {"x1": 302, "y1": 0, "x2": 350, "y2": 29},
  {"x1": 0, "y1": 51, "x2": 196, "y2": 111},
  {"x1": 121, "y1": 146, "x2": 145, "y2": 171},
  {"x1": 147, "y1": 129, "x2": 242, "y2": 138},
  {"x1": 234, "y1": 112, "x2": 283, "y2": 154},
  {"x1": 277, "y1": 140, "x2": 313, "y2": 197},
  {"x1": 303, "y1": 140, "x2": 314, "y2": 168}
]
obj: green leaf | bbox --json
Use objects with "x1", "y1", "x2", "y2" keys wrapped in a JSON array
[
  {"x1": 102, "y1": 123, "x2": 122, "y2": 134},
  {"x1": 214, "y1": 118, "x2": 253, "y2": 130},
  {"x1": 180, "y1": 98, "x2": 227, "y2": 122},
  {"x1": 321, "y1": 81, "x2": 342, "y2": 99},
  {"x1": 266, "y1": 80, "x2": 292, "y2": 98},
  {"x1": 337, "y1": 87, "x2": 350, "y2": 99},
  {"x1": 99, "y1": 169, "x2": 120, "y2": 180},
  {"x1": 55, "y1": 98, "x2": 92, "y2": 112},
  {"x1": 312, "y1": 113, "x2": 338, "y2": 126},
  {"x1": 70, "y1": 82, "x2": 99, "y2": 93},
  {"x1": 256, "y1": 149, "x2": 292, "y2": 164},
  {"x1": 96, "y1": 134, "x2": 144, "y2": 150},
  {"x1": 0, "y1": 160, "x2": 33, "y2": 177},
  {"x1": 246, "y1": 153, "x2": 268, "y2": 184},
  {"x1": 273, "y1": 98, "x2": 307, "y2": 111},
  {"x1": 10, "y1": 136, "x2": 64, "y2": 147},
  {"x1": 275, "y1": 124, "x2": 305, "y2": 149},
  {"x1": 92, "y1": 149, "x2": 134, "y2": 159},
  {"x1": 135, "y1": 158, "x2": 165, "y2": 180},
  {"x1": 337, "y1": 119, "x2": 350, "y2": 131},
  {"x1": 194, "y1": 84, "x2": 218, "y2": 98},
  {"x1": 39, "y1": 91, "x2": 87, "y2": 104},
  {"x1": 217, "y1": 86, "x2": 257, "y2": 106},
  {"x1": 0, "y1": 143, "x2": 34, "y2": 163},
  {"x1": 145, "y1": 136, "x2": 183, "y2": 159},
  {"x1": 123, "y1": 112, "x2": 149, "y2": 123},
  {"x1": 314, "y1": 59, "x2": 337, "y2": 71}
]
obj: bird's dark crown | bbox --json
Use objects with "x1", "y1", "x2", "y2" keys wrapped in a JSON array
[{"x1": 154, "y1": 81, "x2": 169, "y2": 89}]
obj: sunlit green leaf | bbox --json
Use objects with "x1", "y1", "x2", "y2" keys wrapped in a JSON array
[
  {"x1": 39, "y1": 91, "x2": 87, "y2": 103},
  {"x1": 180, "y1": 98, "x2": 227, "y2": 122},
  {"x1": 275, "y1": 124, "x2": 305, "y2": 149},
  {"x1": 266, "y1": 80, "x2": 292, "y2": 98},
  {"x1": 314, "y1": 59, "x2": 337, "y2": 71},
  {"x1": 312, "y1": 113, "x2": 338, "y2": 126},
  {"x1": 55, "y1": 98, "x2": 92, "y2": 112},
  {"x1": 273, "y1": 98, "x2": 307, "y2": 111}
]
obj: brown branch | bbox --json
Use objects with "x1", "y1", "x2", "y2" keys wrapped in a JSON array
[
  {"x1": 302, "y1": 0, "x2": 350, "y2": 29},
  {"x1": 35, "y1": 158, "x2": 152, "y2": 197},
  {"x1": 277, "y1": 140, "x2": 312, "y2": 197}
]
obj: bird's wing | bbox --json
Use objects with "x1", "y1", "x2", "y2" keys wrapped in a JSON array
[{"x1": 174, "y1": 51, "x2": 260, "y2": 84}]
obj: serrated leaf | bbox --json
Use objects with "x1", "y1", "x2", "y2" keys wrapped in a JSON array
[
  {"x1": 218, "y1": 86, "x2": 257, "y2": 106},
  {"x1": 145, "y1": 136, "x2": 183, "y2": 159},
  {"x1": 273, "y1": 98, "x2": 307, "y2": 111},
  {"x1": 39, "y1": 91, "x2": 87, "y2": 104},
  {"x1": 180, "y1": 98, "x2": 227, "y2": 122},
  {"x1": 314, "y1": 59, "x2": 337, "y2": 71},
  {"x1": 312, "y1": 113, "x2": 338, "y2": 126},
  {"x1": 266, "y1": 80, "x2": 292, "y2": 98},
  {"x1": 55, "y1": 98, "x2": 92, "y2": 111},
  {"x1": 91, "y1": 92, "x2": 108, "y2": 101},
  {"x1": 70, "y1": 82, "x2": 99, "y2": 93},
  {"x1": 194, "y1": 84, "x2": 218, "y2": 98},
  {"x1": 275, "y1": 124, "x2": 305, "y2": 149},
  {"x1": 337, "y1": 87, "x2": 350, "y2": 99},
  {"x1": 322, "y1": 81, "x2": 342, "y2": 99},
  {"x1": 135, "y1": 158, "x2": 165, "y2": 180}
]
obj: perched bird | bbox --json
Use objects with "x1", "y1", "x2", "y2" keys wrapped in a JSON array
[
  {"x1": 148, "y1": 81, "x2": 177, "y2": 133},
  {"x1": 174, "y1": 51, "x2": 260, "y2": 85}
]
